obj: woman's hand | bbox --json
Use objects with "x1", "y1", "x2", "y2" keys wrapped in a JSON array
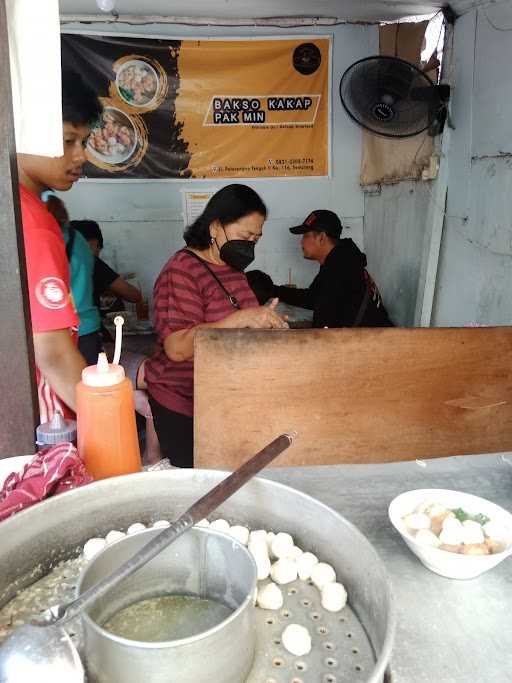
[
  {"x1": 164, "y1": 299, "x2": 288, "y2": 362},
  {"x1": 229, "y1": 298, "x2": 289, "y2": 329}
]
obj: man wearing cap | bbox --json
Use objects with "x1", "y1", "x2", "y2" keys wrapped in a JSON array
[{"x1": 246, "y1": 209, "x2": 393, "y2": 328}]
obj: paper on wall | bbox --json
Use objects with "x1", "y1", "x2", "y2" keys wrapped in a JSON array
[{"x1": 181, "y1": 189, "x2": 218, "y2": 228}]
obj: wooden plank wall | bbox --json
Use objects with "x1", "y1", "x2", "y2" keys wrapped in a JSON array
[{"x1": 194, "y1": 327, "x2": 512, "y2": 468}]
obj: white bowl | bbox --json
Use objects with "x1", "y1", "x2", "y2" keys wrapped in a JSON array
[
  {"x1": 388, "y1": 489, "x2": 512, "y2": 579},
  {"x1": 116, "y1": 59, "x2": 160, "y2": 109},
  {"x1": 87, "y1": 106, "x2": 138, "y2": 165}
]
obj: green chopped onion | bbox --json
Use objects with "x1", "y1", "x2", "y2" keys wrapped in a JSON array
[
  {"x1": 451, "y1": 507, "x2": 490, "y2": 525},
  {"x1": 452, "y1": 507, "x2": 469, "y2": 522}
]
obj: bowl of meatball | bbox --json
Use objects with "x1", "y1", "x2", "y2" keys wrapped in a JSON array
[
  {"x1": 388, "y1": 489, "x2": 512, "y2": 579},
  {"x1": 116, "y1": 59, "x2": 159, "y2": 108},
  {"x1": 87, "y1": 106, "x2": 137, "y2": 165}
]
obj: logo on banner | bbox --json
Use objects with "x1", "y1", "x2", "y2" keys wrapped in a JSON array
[
  {"x1": 293, "y1": 43, "x2": 322, "y2": 75},
  {"x1": 35, "y1": 277, "x2": 68, "y2": 310}
]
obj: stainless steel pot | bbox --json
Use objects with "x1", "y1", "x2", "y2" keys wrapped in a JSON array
[
  {"x1": 78, "y1": 527, "x2": 257, "y2": 683},
  {"x1": 0, "y1": 470, "x2": 395, "y2": 682}
]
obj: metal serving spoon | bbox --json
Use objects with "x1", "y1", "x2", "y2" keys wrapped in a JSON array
[{"x1": 0, "y1": 432, "x2": 295, "y2": 683}]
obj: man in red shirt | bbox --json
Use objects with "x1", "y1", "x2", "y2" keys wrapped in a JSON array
[{"x1": 17, "y1": 70, "x2": 102, "y2": 421}]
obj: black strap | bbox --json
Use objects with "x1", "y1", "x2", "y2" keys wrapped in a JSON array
[
  {"x1": 353, "y1": 287, "x2": 370, "y2": 327},
  {"x1": 183, "y1": 249, "x2": 241, "y2": 310},
  {"x1": 65, "y1": 226, "x2": 76, "y2": 261}
]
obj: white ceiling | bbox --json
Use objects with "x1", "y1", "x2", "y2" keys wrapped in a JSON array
[{"x1": 59, "y1": 0, "x2": 505, "y2": 23}]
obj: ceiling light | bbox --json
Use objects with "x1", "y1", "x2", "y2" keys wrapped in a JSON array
[{"x1": 96, "y1": 0, "x2": 116, "y2": 12}]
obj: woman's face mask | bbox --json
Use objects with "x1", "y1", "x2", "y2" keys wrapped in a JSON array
[
  {"x1": 219, "y1": 238, "x2": 256, "y2": 271},
  {"x1": 215, "y1": 215, "x2": 263, "y2": 270}
]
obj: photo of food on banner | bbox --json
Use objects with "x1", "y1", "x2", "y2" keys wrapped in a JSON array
[
  {"x1": 116, "y1": 59, "x2": 159, "y2": 107},
  {"x1": 88, "y1": 107, "x2": 137, "y2": 164}
]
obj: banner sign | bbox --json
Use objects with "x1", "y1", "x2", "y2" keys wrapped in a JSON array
[{"x1": 61, "y1": 34, "x2": 331, "y2": 179}]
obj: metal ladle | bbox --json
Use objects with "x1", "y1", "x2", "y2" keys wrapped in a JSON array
[{"x1": 0, "y1": 432, "x2": 295, "y2": 683}]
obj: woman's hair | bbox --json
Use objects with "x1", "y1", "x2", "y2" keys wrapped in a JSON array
[
  {"x1": 62, "y1": 69, "x2": 102, "y2": 127},
  {"x1": 70, "y1": 219, "x2": 104, "y2": 249},
  {"x1": 184, "y1": 184, "x2": 267, "y2": 249}
]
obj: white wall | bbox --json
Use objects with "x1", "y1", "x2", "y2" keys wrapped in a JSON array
[
  {"x1": 363, "y1": 6, "x2": 512, "y2": 328},
  {"x1": 364, "y1": 181, "x2": 431, "y2": 325},
  {"x1": 432, "y1": 6, "x2": 512, "y2": 326},
  {"x1": 60, "y1": 22, "x2": 378, "y2": 302}
]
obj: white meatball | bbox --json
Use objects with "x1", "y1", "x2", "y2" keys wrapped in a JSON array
[
  {"x1": 461, "y1": 520, "x2": 485, "y2": 545},
  {"x1": 248, "y1": 540, "x2": 271, "y2": 580},
  {"x1": 288, "y1": 545, "x2": 304, "y2": 561},
  {"x1": 439, "y1": 517, "x2": 464, "y2": 546},
  {"x1": 403, "y1": 513, "x2": 431, "y2": 531},
  {"x1": 127, "y1": 523, "x2": 146, "y2": 535},
  {"x1": 270, "y1": 558, "x2": 298, "y2": 585},
  {"x1": 256, "y1": 582, "x2": 284, "y2": 610},
  {"x1": 228, "y1": 525, "x2": 250, "y2": 545},
  {"x1": 297, "y1": 552, "x2": 319, "y2": 581},
  {"x1": 249, "y1": 529, "x2": 268, "y2": 545},
  {"x1": 209, "y1": 518, "x2": 230, "y2": 533},
  {"x1": 248, "y1": 536, "x2": 269, "y2": 558},
  {"x1": 310, "y1": 562, "x2": 336, "y2": 590},
  {"x1": 415, "y1": 529, "x2": 441, "y2": 547},
  {"x1": 195, "y1": 518, "x2": 210, "y2": 528},
  {"x1": 321, "y1": 582, "x2": 348, "y2": 612},
  {"x1": 253, "y1": 553, "x2": 271, "y2": 581},
  {"x1": 271, "y1": 532, "x2": 294, "y2": 559},
  {"x1": 427, "y1": 504, "x2": 449, "y2": 518},
  {"x1": 152, "y1": 520, "x2": 170, "y2": 529},
  {"x1": 281, "y1": 624, "x2": 312, "y2": 656},
  {"x1": 83, "y1": 537, "x2": 106, "y2": 561},
  {"x1": 105, "y1": 530, "x2": 126, "y2": 544},
  {"x1": 483, "y1": 520, "x2": 512, "y2": 543},
  {"x1": 266, "y1": 532, "x2": 276, "y2": 554},
  {"x1": 443, "y1": 516, "x2": 463, "y2": 531},
  {"x1": 248, "y1": 537, "x2": 266, "y2": 556}
]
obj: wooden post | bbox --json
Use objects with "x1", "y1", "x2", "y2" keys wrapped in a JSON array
[{"x1": 0, "y1": 0, "x2": 38, "y2": 457}]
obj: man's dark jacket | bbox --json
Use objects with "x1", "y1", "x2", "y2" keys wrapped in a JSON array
[{"x1": 248, "y1": 239, "x2": 393, "y2": 328}]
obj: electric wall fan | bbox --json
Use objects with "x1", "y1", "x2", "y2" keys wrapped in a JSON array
[{"x1": 339, "y1": 55, "x2": 450, "y2": 138}]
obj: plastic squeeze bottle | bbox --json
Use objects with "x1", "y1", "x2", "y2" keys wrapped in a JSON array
[
  {"x1": 76, "y1": 316, "x2": 141, "y2": 480},
  {"x1": 36, "y1": 412, "x2": 77, "y2": 448}
]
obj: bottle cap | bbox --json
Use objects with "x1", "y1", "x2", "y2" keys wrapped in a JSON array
[
  {"x1": 82, "y1": 352, "x2": 125, "y2": 387},
  {"x1": 36, "y1": 412, "x2": 77, "y2": 445}
]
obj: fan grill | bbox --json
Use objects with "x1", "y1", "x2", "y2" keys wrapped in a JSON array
[{"x1": 340, "y1": 56, "x2": 441, "y2": 138}]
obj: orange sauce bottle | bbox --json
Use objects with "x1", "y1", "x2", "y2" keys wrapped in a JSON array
[{"x1": 77, "y1": 352, "x2": 141, "y2": 480}]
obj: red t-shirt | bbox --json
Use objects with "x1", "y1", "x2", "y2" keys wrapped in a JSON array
[
  {"x1": 20, "y1": 185, "x2": 78, "y2": 422},
  {"x1": 146, "y1": 249, "x2": 258, "y2": 417}
]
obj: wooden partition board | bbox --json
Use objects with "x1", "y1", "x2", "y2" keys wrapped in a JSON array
[{"x1": 193, "y1": 327, "x2": 512, "y2": 468}]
